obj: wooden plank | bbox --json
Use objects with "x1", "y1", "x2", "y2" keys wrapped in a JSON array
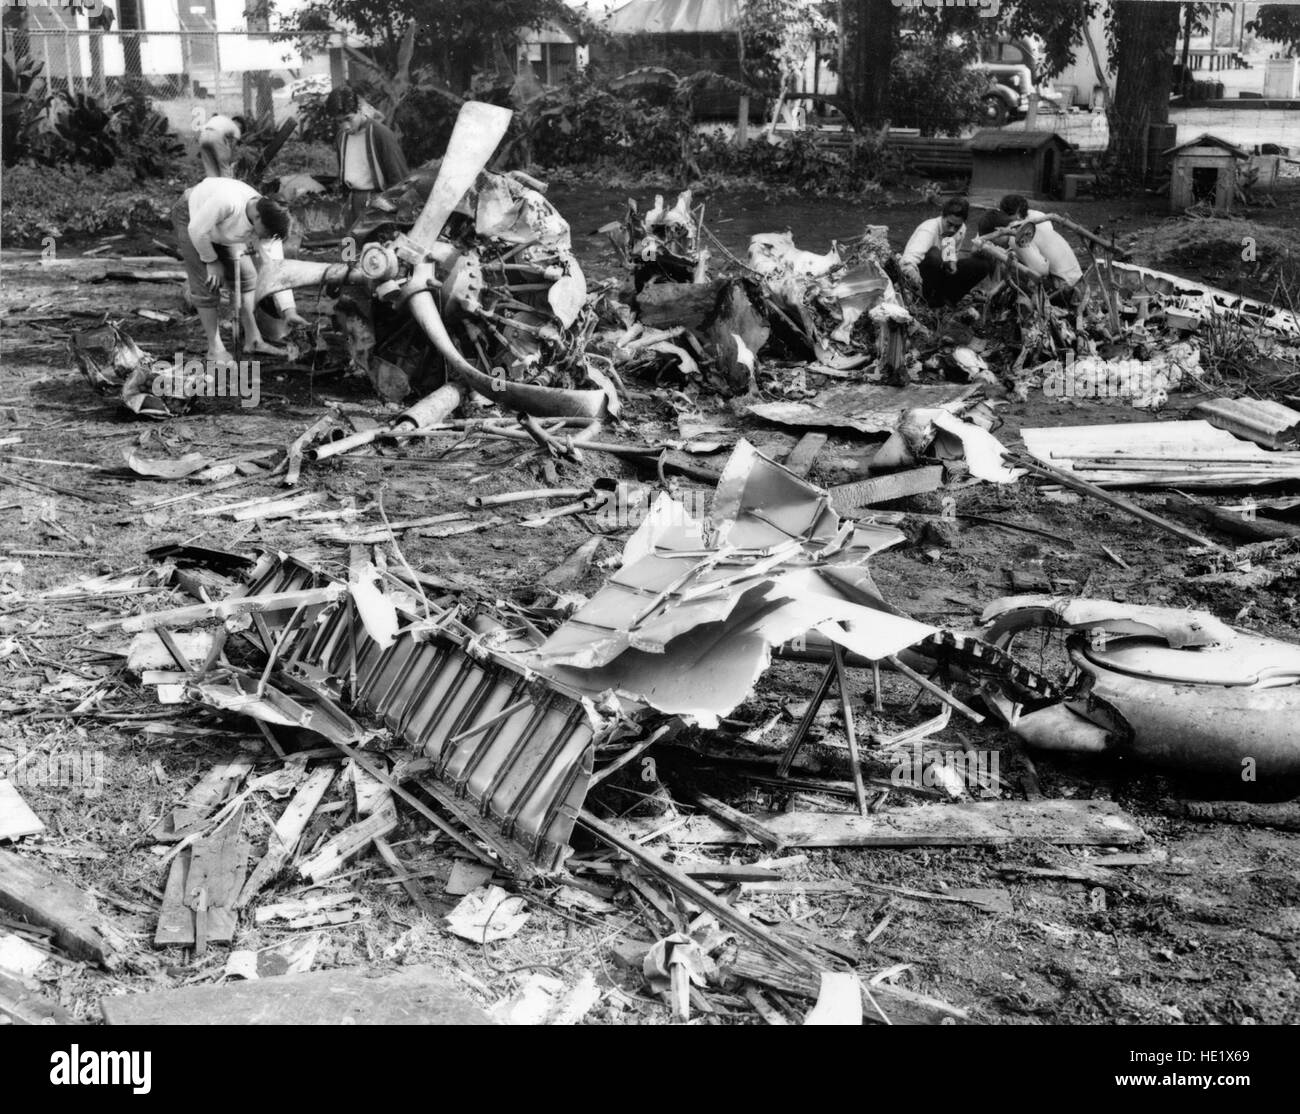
[
  {"x1": 153, "y1": 848, "x2": 193, "y2": 946},
  {"x1": 783, "y1": 433, "x2": 827, "y2": 478},
  {"x1": 0, "y1": 850, "x2": 119, "y2": 968},
  {"x1": 154, "y1": 810, "x2": 249, "y2": 949},
  {"x1": 348, "y1": 759, "x2": 391, "y2": 817},
  {"x1": 686, "y1": 791, "x2": 785, "y2": 851},
  {"x1": 155, "y1": 756, "x2": 254, "y2": 842},
  {"x1": 0, "y1": 780, "x2": 45, "y2": 841},
  {"x1": 614, "y1": 800, "x2": 1145, "y2": 848},
  {"x1": 0, "y1": 967, "x2": 75, "y2": 1025},
  {"x1": 678, "y1": 862, "x2": 783, "y2": 883},
  {"x1": 828, "y1": 466, "x2": 944, "y2": 513},
  {"x1": 373, "y1": 836, "x2": 439, "y2": 918},
  {"x1": 184, "y1": 808, "x2": 247, "y2": 953},
  {"x1": 237, "y1": 765, "x2": 336, "y2": 907},
  {"x1": 298, "y1": 799, "x2": 398, "y2": 883},
  {"x1": 101, "y1": 964, "x2": 492, "y2": 1025}
]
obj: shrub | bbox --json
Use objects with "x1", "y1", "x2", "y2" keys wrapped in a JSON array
[
  {"x1": 889, "y1": 38, "x2": 984, "y2": 137},
  {"x1": 0, "y1": 164, "x2": 174, "y2": 246}
]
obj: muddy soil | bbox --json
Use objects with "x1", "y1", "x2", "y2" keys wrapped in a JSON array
[{"x1": 0, "y1": 184, "x2": 1298, "y2": 1026}]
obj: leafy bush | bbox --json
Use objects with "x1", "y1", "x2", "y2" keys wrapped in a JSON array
[
  {"x1": 889, "y1": 38, "x2": 984, "y2": 137},
  {"x1": 700, "y1": 128, "x2": 904, "y2": 195},
  {"x1": 50, "y1": 91, "x2": 119, "y2": 170},
  {"x1": 0, "y1": 164, "x2": 174, "y2": 245},
  {"x1": 294, "y1": 91, "x2": 335, "y2": 145},
  {"x1": 392, "y1": 86, "x2": 459, "y2": 167},
  {"x1": 111, "y1": 79, "x2": 185, "y2": 180},
  {"x1": 2, "y1": 48, "x2": 56, "y2": 166},
  {"x1": 4, "y1": 40, "x2": 182, "y2": 179}
]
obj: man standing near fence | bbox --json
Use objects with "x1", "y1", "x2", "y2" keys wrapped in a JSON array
[
  {"x1": 324, "y1": 87, "x2": 410, "y2": 223},
  {"x1": 898, "y1": 198, "x2": 993, "y2": 308},
  {"x1": 171, "y1": 177, "x2": 292, "y2": 366},
  {"x1": 197, "y1": 113, "x2": 246, "y2": 178}
]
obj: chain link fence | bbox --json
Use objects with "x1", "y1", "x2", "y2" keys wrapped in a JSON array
[{"x1": 9, "y1": 29, "x2": 309, "y2": 134}]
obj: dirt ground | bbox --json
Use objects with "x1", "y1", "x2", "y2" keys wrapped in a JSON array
[{"x1": 1, "y1": 183, "x2": 1298, "y2": 1027}]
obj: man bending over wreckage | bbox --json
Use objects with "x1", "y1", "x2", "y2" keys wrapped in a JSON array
[
  {"x1": 899, "y1": 198, "x2": 994, "y2": 308},
  {"x1": 195, "y1": 117, "x2": 308, "y2": 345},
  {"x1": 171, "y1": 176, "x2": 293, "y2": 367},
  {"x1": 997, "y1": 193, "x2": 1083, "y2": 290}
]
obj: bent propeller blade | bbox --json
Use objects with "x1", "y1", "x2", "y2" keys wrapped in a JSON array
[{"x1": 402, "y1": 101, "x2": 513, "y2": 255}]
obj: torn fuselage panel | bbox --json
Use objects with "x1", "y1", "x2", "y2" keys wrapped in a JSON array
[{"x1": 983, "y1": 595, "x2": 1300, "y2": 779}]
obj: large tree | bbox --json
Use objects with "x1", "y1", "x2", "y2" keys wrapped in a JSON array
[
  {"x1": 1248, "y1": 3, "x2": 1300, "y2": 54},
  {"x1": 841, "y1": 0, "x2": 896, "y2": 128},
  {"x1": 1106, "y1": 0, "x2": 1181, "y2": 176}
]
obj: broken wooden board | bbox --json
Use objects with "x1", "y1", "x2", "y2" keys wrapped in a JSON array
[
  {"x1": 0, "y1": 966, "x2": 74, "y2": 1025},
  {"x1": 748, "y1": 383, "x2": 978, "y2": 435},
  {"x1": 238, "y1": 765, "x2": 336, "y2": 908},
  {"x1": 828, "y1": 466, "x2": 945, "y2": 513},
  {"x1": 783, "y1": 433, "x2": 827, "y2": 478},
  {"x1": 615, "y1": 801, "x2": 1144, "y2": 848},
  {"x1": 154, "y1": 809, "x2": 248, "y2": 949},
  {"x1": 687, "y1": 790, "x2": 786, "y2": 851},
  {"x1": 445, "y1": 858, "x2": 495, "y2": 896},
  {"x1": 155, "y1": 756, "x2": 254, "y2": 842},
  {"x1": 347, "y1": 759, "x2": 391, "y2": 818},
  {"x1": 0, "y1": 849, "x2": 120, "y2": 968},
  {"x1": 298, "y1": 798, "x2": 398, "y2": 883},
  {"x1": 0, "y1": 779, "x2": 45, "y2": 841},
  {"x1": 100, "y1": 964, "x2": 492, "y2": 1025}
]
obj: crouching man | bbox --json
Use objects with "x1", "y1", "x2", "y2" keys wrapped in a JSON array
[
  {"x1": 898, "y1": 198, "x2": 993, "y2": 307},
  {"x1": 997, "y1": 194, "x2": 1083, "y2": 293},
  {"x1": 171, "y1": 176, "x2": 293, "y2": 366}
]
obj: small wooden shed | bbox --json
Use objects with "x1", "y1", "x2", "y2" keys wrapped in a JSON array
[
  {"x1": 1164, "y1": 133, "x2": 1249, "y2": 213},
  {"x1": 968, "y1": 130, "x2": 1073, "y2": 201}
]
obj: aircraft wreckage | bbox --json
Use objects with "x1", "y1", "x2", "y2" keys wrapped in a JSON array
[{"x1": 103, "y1": 440, "x2": 1300, "y2": 877}]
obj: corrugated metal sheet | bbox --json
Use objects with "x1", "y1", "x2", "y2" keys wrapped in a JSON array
[
  {"x1": 229, "y1": 554, "x2": 601, "y2": 874},
  {"x1": 1193, "y1": 397, "x2": 1300, "y2": 450}
]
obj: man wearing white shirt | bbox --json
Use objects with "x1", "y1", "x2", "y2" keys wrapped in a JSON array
[
  {"x1": 170, "y1": 177, "x2": 292, "y2": 365},
  {"x1": 898, "y1": 198, "x2": 993, "y2": 307},
  {"x1": 998, "y1": 194, "x2": 1083, "y2": 289}
]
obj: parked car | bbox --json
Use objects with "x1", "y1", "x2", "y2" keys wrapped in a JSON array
[{"x1": 971, "y1": 39, "x2": 1064, "y2": 125}]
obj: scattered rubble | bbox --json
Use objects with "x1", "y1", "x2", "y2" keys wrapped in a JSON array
[{"x1": 4, "y1": 97, "x2": 1300, "y2": 1029}]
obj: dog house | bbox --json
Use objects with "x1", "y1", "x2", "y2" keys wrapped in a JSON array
[
  {"x1": 969, "y1": 131, "x2": 1072, "y2": 201},
  {"x1": 1165, "y1": 133, "x2": 1249, "y2": 214}
]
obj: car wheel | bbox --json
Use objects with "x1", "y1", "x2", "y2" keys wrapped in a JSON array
[{"x1": 981, "y1": 95, "x2": 1009, "y2": 125}]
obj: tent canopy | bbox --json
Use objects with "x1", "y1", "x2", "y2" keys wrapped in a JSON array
[{"x1": 605, "y1": 0, "x2": 743, "y2": 35}]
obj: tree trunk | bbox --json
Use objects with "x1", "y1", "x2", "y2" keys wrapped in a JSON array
[
  {"x1": 1108, "y1": 0, "x2": 1181, "y2": 179},
  {"x1": 843, "y1": 0, "x2": 896, "y2": 130}
]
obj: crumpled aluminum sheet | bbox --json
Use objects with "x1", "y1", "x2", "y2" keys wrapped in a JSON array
[{"x1": 514, "y1": 440, "x2": 938, "y2": 726}]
